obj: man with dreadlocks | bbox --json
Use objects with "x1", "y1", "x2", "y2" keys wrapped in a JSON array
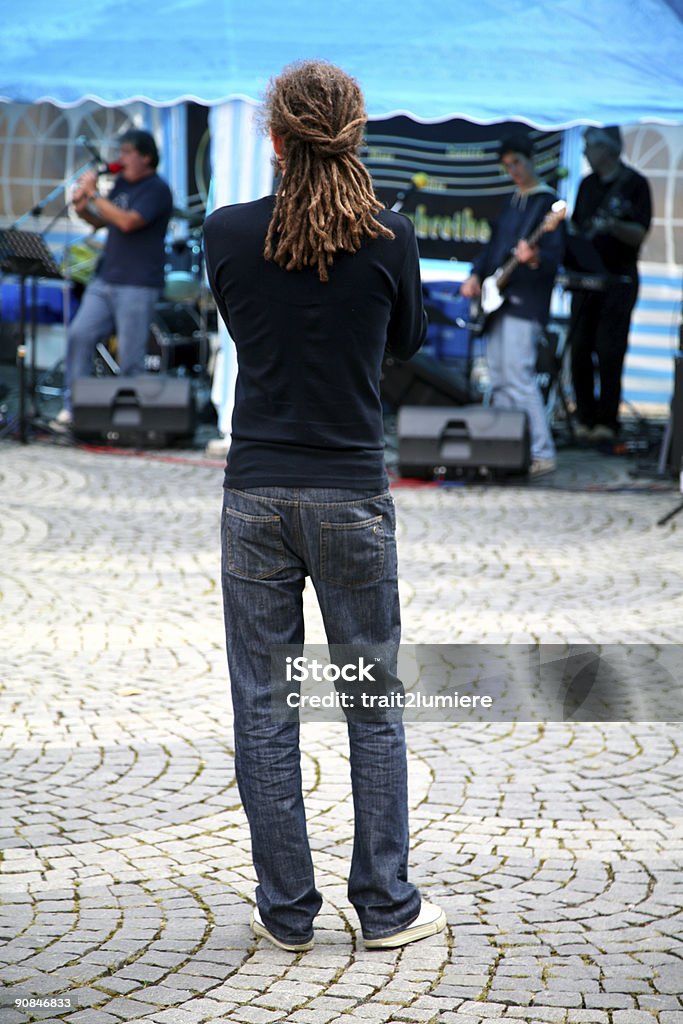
[{"x1": 203, "y1": 60, "x2": 443, "y2": 952}]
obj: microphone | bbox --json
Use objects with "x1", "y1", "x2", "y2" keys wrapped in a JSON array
[{"x1": 77, "y1": 137, "x2": 121, "y2": 175}]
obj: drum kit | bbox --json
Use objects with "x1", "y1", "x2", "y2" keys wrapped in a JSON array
[
  {"x1": 163, "y1": 234, "x2": 203, "y2": 303},
  {"x1": 152, "y1": 208, "x2": 211, "y2": 377}
]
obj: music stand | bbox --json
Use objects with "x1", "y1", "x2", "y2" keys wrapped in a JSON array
[{"x1": 0, "y1": 229, "x2": 63, "y2": 442}]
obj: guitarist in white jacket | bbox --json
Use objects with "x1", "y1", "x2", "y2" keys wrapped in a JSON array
[{"x1": 460, "y1": 135, "x2": 565, "y2": 477}]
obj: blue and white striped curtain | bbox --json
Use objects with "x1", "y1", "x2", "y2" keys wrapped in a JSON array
[{"x1": 207, "y1": 99, "x2": 274, "y2": 437}]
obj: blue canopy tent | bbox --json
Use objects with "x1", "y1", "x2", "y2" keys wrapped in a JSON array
[
  {"x1": 2, "y1": 0, "x2": 682, "y2": 430},
  {"x1": 3, "y1": 0, "x2": 683, "y2": 125}
]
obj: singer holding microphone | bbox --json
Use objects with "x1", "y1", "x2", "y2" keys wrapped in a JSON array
[{"x1": 51, "y1": 129, "x2": 173, "y2": 431}]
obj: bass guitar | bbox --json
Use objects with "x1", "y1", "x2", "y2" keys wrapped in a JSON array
[{"x1": 475, "y1": 199, "x2": 567, "y2": 332}]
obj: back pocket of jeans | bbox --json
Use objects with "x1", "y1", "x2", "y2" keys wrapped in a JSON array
[
  {"x1": 320, "y1": 515, "x2": 385, "y2": 587},
  {"x1": 224, "y1": 506, "x2": 286, "y2": 580}
]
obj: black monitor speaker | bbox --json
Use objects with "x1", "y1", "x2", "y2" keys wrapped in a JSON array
[
  {"x1": 398, "y1": 404, "x2": 530, "y2": 479},
  {"x1": 72, "y1": 375, "x2": 194, "y2": 447}
]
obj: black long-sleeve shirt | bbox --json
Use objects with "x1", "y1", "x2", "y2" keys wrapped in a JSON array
[
  {"x1": 472, "y1": 185, "x2": 565, "y2": 326},
  {"x1": 203, "y1": 196, "x2": 427, "y2": 488},
  {"x1": 572, "y1": 164, "x2": 652, "y2": 276}
]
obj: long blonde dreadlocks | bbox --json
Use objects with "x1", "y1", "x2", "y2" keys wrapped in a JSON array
[{"x1": 263, "y1": 60, "x2": 394, "y2": 282}]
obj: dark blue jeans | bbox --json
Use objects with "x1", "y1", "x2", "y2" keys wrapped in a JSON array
[
  {"x1": 221, "y1": 486, "x2": 421, "y2": 944},
  {"x1": 63, "y1": 278, "x2": 159, "y2": 412}
]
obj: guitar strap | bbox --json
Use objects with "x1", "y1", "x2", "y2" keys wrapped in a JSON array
[{"x1": 516, "y1": 191, "x2": 558, "y2": 246}]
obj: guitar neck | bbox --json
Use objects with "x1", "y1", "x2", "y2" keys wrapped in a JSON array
[{"x1": 496, "y1": 216, "x2": 551, "y2": 292}]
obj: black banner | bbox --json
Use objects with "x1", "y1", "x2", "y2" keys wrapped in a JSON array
[{"x1": 362, "y1": 117, "x2": 563, "y2": 264}]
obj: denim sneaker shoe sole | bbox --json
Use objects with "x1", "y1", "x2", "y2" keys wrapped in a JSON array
[
  {"x1": 250, "y1": 908, "x2": 314, "y2": 952},
  {"x1": 364, "y1": 902, "x2": 447, "y2": 949}
]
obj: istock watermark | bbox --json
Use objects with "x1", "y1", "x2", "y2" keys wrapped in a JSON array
[
  {"x1": 285, "y1": 655, "x2": 378, "y2": 684},
  {"x1": 270, "y1": 644, "x2": 683, "y2": 723}
]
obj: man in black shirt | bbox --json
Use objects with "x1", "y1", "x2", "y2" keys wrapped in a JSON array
[
  {"x1": 52, "y1": 129, "x2": 172, "y2": 430},
  {"x1": 204, "y1": 195, "x2": 424, "y2": 490},
  {"x1": 204, "y1": 60, "x2": 444, "y2": 954},
  {"x1": 568, "y1": 126, "x2": 652, "y2": 441}
]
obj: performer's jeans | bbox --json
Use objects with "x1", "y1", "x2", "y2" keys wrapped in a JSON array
[
  {"x1": 63, "y1": 277, "x2": 159, "y2": 412},
  {"x1": 486, "y1": 313, "x2": 556, "y2": 461},
  {"x1": 220, "y1": 486, "x2": 421, "y2": 945},
  {"x1": 569, "y1": 275, "x2": 638, "y2": 432}
]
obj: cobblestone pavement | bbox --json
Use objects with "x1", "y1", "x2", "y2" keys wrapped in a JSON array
[{"x1": 1, "y1": 440, "x2": 682, "y2": 1024}]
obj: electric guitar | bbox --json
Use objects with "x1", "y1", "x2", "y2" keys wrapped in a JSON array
[{"x1": 475, "y1": 199, "x2": 567, "y2": 331}]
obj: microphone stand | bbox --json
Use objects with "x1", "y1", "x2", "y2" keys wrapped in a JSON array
[
  {"x1": 10, "y1": 162, "x2": 94, "y2": 230},
  {"x1": 390, "y1": 174, "x2": 428, "y2": 214},
  {"x1": 390, "y1": 185, "x2": 416, "y2": 213},
  {"x1": 2, "y1": 161, "x2": 95, "y2": 437},
  {"x1": 657, "y1": 497, "x2": 683, "y2": 527}
]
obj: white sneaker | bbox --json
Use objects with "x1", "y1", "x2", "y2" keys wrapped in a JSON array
[
  {"x1": 205, "y1": 435, "x2": 230, "y2": 457},
  {"x1": 364, "y1": 901, "x2": 447, "y2": 949},
  {"x1": 49, "y1": 409, "x2": 72, "y2": 433},
  {"x1": 250, "y1": 907, "x2": 314, "y2": 952},
  {"x1": 529, "y1": 457, "x2": 556, "y2": 478}
]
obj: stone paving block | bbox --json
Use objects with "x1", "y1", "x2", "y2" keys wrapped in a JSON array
[
  {"x1": 583, "y1": 994, "x2": 638, "y2": 1010},
  {"x1": 205, "y1": 983, "x2": 263, "y2": 1005},
  {"x1": 433, "y1": 984, "x2": 486, "y2": 999},
  {"x1": 384, "y1": 1008, "x2": 440, "y2": 1022},
  {"x1": 130, "y1": 985, "x2": 197, "y2": 1006},
  {"x1": 602, "y1": 978, "x2": 653, "y2": 994},
  {"x1": 322, "y1": 982, "x2": 375, "y2": 999},
  {"x1": 283, "y1": 1009, "x2": 340, "y2": 1024},
  {"x1": 94, "y1": 978, "x2": 144, "y2": 997},
  {"x1": 178, "y1": 961, "x2": 231, "y2": 980},
  {"x1": 228, "y1": 1006, "x2": 288, "y2": 1024},
  {"x1": 159, "y1": 974, "x2": 220, "y2": 995},
  {"x1": 565, "y1": 1012, "x2": 612, "y2": 1023},
  {"x1": 455, "y1": 1002, "x2": 507, "y2": 1017},
  {"x1": 637, "y1": 995, "x2": 683, "y2": 1010},
  {"x1": 179, "y1": 999, "x2": 249, "y2": 1022},
  {"x1": 612, "y1": 1013, "x2": 663, "y2": 1024},
  {"x1": 533, "y1": 992, "x2": 585, "y2": 1007},
  {"x1": 439, "y1": 1016, "x2": 486, "y2": 1024},
  {"x1": 653, "y1": 966, "x2": 683, "y2": 994},
  {"x1": 67, "y1": 1012, "x2": 121, "y2": 1024},
  {"x1": 140, "y1": 1010, "x2": 209, "y2": 1024},
  {"x1": 506, "y1": 1008, "x2": 568, "y2": 1022},
  {"x1": 375, "y1": 986, "x2": 427, "y2": 1005},
  {"x1": 115, "y1": 964, "x2": 169, "y2": 984},
  {"x1": 304, "y1": 995, "x2": 357, "y2": 1014},
  {"x1": 253, "y1": 987, "x2": 326, "y2": 1013}
]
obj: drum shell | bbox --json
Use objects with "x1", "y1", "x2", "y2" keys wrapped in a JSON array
[{"x1": 163, "y1": 238, "x2": 202, "y2": 302}]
